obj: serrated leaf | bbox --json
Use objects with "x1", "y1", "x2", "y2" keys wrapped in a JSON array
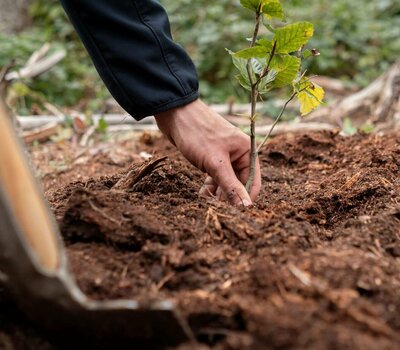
[
  {"x1": 297, "y1": 80, "x2": 325, "y2": 116},
  {"x1": 256, "y1": 38, "x2": 273, "y2": 50},
  {"x1": 263, "y1": 2, "x2": 284, "y2": 20},
  {"x1": 227, "y1": 49, "x2": 256, "y2": 85},
  {"x1": 269, "y1": 55, "x2": 300, "y2": 88},
  {"x1": 233, "y1": 46, "x2": 270, "y2": 59},
  {"x1": 274, "y1": 22, "x2": 314, "y2": 54},
  {"x1": 264, "y1": 23, "x2": 276, "y2": 33},
  {"x1": 240, "y1": 0, "x2": 261, "y2": 11},
  {"x1": 258, "y1": 69, "x2": 278, "y2": 94},
  {"x1": 236, "y1": 74, "x2": 252, "y2": 91},
  {"x1": 240, "y1": 0, "x2": 281, "y2": 12}
]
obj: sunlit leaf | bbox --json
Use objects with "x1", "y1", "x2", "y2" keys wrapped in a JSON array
[
  {"x1": 233, "y1": 46, "x2": 270, "y2": 59},
  {"x1": 274, "y1": 22, "x2": 314, "y2": 54},
  {"x1": 240, "y1": 0, "x2": 261, "y2": 11},
  {"x1": 263, "y1": 1, "x2": 284, "y2": 20},
  {"x1": 256, "y1": 38, "x2": 273, "y2": 50},
  {"x1": 258, "y1": 69, "x2": 278, "y2": 94},
  {"x1": 227, "y1": 49, "x2": 256, "y2": 86},
  {"x1": 270, "y1": 55, "x2": 300, "y2": 88},
  {"x1": 297, "y1": 79, "x2": 325, "y2": 116}
]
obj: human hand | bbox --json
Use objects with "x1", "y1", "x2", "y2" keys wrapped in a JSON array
[{"x1": 155, "y1": 99, "x2": 261, "y2": 206}]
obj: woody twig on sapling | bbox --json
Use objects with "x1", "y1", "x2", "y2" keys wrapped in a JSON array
[{"x1": 227, "y1": 0, "x2": 325, "y2": 192}]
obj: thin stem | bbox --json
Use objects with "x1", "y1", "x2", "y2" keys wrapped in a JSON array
[
  {"x1": 257, "y1": 86, "x2": 309, "y2": 153},
  {"x1": 255, "y1": 40, "x2": 277, "y2": 86},
  {"x1": 244, "y1": 8, "x2": 262, "y2": 193},
  {"x1": 245, "y1": 88, "x2": 258, "y2": 192},
  {"x1": 256, "y1": 92, "x2": 296, "y2": 153}
]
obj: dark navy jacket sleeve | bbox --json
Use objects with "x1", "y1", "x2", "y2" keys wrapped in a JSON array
[{"x1": 60, "y1": 0, "x2": 199, "y2": 120}]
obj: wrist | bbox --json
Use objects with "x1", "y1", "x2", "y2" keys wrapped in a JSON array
[{"x1": 155, "y1": 98, "x2": 202, "y2": 146}]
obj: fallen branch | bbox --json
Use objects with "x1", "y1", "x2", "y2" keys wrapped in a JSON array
[
  {"x1": 309, "y1": 61, "x2": 400, "y2": 131},
  {"x1": 311, "y1": 75, "x2": 356, "y2": 96},
  {"x1": 5, "y1": 50, "x2": 66, "y2": 81},
  {"x1": 22, "y1": 122, "x2": 59, "y2": 144},
  {"x1": 17, "y1": 114, "x2": 156, "y2": 130},
  {"x1": 256, "y1": 121, "x2": 337, "y2": 137},
  {"x1": 26, "y1": 43, "x2": 51, "y2": 67},
  {"x1": 112, "y1": 156, "x2": 168, "y2": 191}
]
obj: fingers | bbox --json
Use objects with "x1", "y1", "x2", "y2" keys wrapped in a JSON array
[
  {"x1": 250, "y1": 158, "x2": 262, "y2": 200},
  {"x1": 199, "y1": 176, "x2": 217, "y2": 197},
  {"x1": 198, "y1": 176, "x2": 230, "y2": 203},
  {"x1": 236, "y1": 156, "x2": 262, "y2": 201},
  {"x1": 207, "y1": 157, "x2": 252, "y2": 206}
]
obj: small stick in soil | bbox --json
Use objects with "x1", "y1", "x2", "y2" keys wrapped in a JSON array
[
  {"x1": 113, "y1": 155, "x2": 168, "y2": 191},
  {"x1": 117, "y1": 265, "x2": 130, "y2": 288},
  {"x1": 154, "y1": 271, "x2": 175, "y2": 292}
]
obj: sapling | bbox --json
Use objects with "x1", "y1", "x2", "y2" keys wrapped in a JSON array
[{"x1": 227, "y1": 0, "x2": 324, "y2": 192}]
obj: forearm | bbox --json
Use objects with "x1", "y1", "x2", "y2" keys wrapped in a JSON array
[{"x1": 60, "y1": 0, "x2": 199, "y2": 120}]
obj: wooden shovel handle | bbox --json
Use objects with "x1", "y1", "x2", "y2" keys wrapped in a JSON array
[{"x1": 0, "y1": 101, "x2": 59, "y2": 271}]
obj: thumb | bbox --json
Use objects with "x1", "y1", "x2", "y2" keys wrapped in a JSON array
[{"x1": 209, "y1": 158, "x2": 252, "y2": 206}]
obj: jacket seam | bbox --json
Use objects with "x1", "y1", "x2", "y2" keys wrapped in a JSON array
[{"x1": 131, "y1": 0, "x2": 188, "y2": 95}]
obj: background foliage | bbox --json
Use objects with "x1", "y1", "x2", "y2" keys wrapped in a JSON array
[{"x1": 1, "y1": 0, "x2": 399, "y2": 114}]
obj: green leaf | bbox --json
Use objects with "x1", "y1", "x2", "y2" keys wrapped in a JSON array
[
  {"x1": 342, "y1": 117, "x2": 357, "y2": 136},
  {"x1": 96, "y1": 116, "x2": 108, "y2": 134},
  {"x1": 236, "y1": 75, "x2": 252, "y2": 91},
  {"x1": 258, "y1": 70, "x2": 278, "y2": 94},
  {"x1": 274, "y1": 22, "x2": 314, "y2": 54},
  {"x1": 270, "y1": 55, "x2": 301, "y2": 88},
  {"x1": 264, "y1": 23, "x2": 276, "y2": 33},
  {"x1": 227, "y1": 49, "x2": 256, "y2": 86},
  {"x1": 240, "y1": 0, "x2": 261, "y2": 12},
  {"x1": 240, "y1": 0, "x2": 281, "y2": 13},
  {"x1": 233, "y1": 46, "x2": 270, "y2": 59},
  {"x1": 256, "y1": 38, "x2": 273, "y2": 50},
  {"x1": 359, "y1": 123, "x2": 374, "y2": 134},
  {"x1": 11, "y1": 81, "x2": 31, "y2": 97},
  {"x1": 263, "y1": 2, "x2": 284, "y2": 20}
]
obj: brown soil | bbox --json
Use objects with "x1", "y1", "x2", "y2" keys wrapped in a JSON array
[{"x1": 1, "y1": 131, "x2": 400, "y2": 349}]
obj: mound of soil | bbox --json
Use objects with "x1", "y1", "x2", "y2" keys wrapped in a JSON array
[{"x1": 1, "y1": 131, "x2": 400, "y2": 349}]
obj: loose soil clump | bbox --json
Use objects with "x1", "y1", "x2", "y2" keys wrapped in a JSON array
[{"x1": 1, "y1": 131, "x2": 400, "y2": 349}]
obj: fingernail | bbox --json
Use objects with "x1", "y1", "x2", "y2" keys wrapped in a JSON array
[
  {"x1": 199, "y1": 186, "x2": 206, "y2": 196},
  {"x1": 242, "y1": 199, "x2": 252, "y2": 207}
]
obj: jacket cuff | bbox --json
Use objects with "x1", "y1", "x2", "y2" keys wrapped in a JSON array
[{"x1": 131, "y1": 89, "x2": 199, "y2": 120}]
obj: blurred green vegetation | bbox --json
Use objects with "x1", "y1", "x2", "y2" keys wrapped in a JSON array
[
  {"x1": 1, "y1": 0, "x2": 399, "y2": 114},
  {"x1": 0, "y1": 0, "x2": 109, "y2": 115}
]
